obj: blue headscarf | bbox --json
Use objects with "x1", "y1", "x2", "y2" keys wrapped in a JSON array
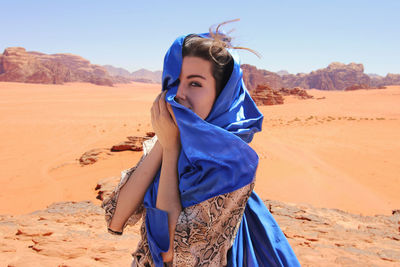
[{"x1": 143, "y1": 32, "x2": 300, "y2": 267}]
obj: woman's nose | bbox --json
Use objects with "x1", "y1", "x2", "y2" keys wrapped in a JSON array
[{"x1": 176, "y1": 83, "x2": 186, "y2": 101}]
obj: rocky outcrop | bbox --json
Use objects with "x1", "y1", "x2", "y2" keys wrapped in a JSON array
[
  {"x1": 345, "y1": 84, "x2": 386, "y2": 91},
  {"x1": 0, "y1": 47, "x2": 114, "y2": 86},
  {"x1": 370, "y1": 73, "x2": 400, "y2": 88},
  {"x1": 242, "y1": 62, "x2": 378, "y2": 91},
  {"x1": 0, "y1": 200, "x2": 140, "y2": 266},
  {"x1": 110, "y1": 135, "x2": 153, "y2": 152},
  {"x1": 250, "y1": 85, "x2": 313, "y2": 106},
  {"x1": 79, "y1": 148, "x2": 113, "y2": 166},
  {"x1": 266, "y1": 200, "x2": 400, "y2": 265},
  {"x1": 79, "y1": 132, "x2": 155, "y2": 166},
  {"x1": 250, "y1": 84, "x2": 284, "y2": 105},
  {"x1": 1, "y1": 195, "x2": 398, "y2": 266},
  {"x1": 295, "y1": 62, "x2": 371, "y2": 90},
  {"x1": 277, "y1": 87, "x2": 314, "y2": 99},
  {"x1": 241, "y1": 64, "x2": 283, "y2": 91}
]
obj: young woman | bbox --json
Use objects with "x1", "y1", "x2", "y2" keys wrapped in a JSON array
[{"x1": 102, "y1": 23, "x2": 301, "y2": 267}]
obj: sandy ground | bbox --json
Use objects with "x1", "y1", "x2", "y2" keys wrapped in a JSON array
[{"x1": 0, "y1": 82, "x2": 399, "y2": 216}]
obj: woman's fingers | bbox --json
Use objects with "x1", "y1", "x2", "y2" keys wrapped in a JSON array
[
  {"x1": 152, "y1": 92, "x2": 162, "y2": 116},
  {"x1": 158, "y1": 91, "x2": 168, "y2": 117},
  {"x1": 166, "y1": 102, "x2": 177, "y2": 125},
  {"x1": 153, "y1": 90, "x2": 177, "y2": 127}
]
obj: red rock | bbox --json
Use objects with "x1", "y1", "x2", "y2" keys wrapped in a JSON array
[
  {"x1": 370, "y1": 73, "x2": 400, "y2": 87},
  {"x1": 250, "y1": 84, "x2": 284, "y2": 106},
  {"x1": 347, "y1": 84, "x2": 385, "y2": 91},
  {"x1": 79, "y1": 148, "x2": 111, "y2": 166},
  {"x1": 277, "y1": 87, "x2": 314, "y2": 99},
  {"x1": 146, "y1": 132, "x2": 155, "y2": 137},
  {"x1": 111, "y1": 136, "x2": 151, "y2": 152},
  {"x1": 1, "y1": 194, "x2": 399, "y2": 265},
  {"x1": 284, "y1": 62, "x2": 371, "y2": 90},
  {"x1": 79, "y1": 135, "x2": 153, "y2": 166},
  {"x1": 241, "y1": 62, "x2": 380, "y2": 91},
  {"x1": 0, "y1": 47, "x2": 114, "y2": 86},
  {"x1": 241, "y1": 64, "x2": 283, "y2": 91}
]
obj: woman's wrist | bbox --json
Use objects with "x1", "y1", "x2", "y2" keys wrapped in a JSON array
[
  {"x1": 107, "y1": 227, "x2": 123, "y2": 235},
  {"x1": 162, "y1": 144, "x2": 181, "y2": 156}
]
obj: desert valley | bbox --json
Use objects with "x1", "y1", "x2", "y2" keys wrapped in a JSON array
[{"x1": 0, "y1": 47, "x2": 399, "y2": 266}]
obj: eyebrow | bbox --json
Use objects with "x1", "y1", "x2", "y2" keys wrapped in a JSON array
[{"x1": 186, "y1": 74, "x2": 206, "y2": 80}]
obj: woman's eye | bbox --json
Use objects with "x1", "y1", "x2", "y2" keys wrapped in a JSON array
[{"x1": 189, "y1": 81, "x2": 201, "y2": 87}]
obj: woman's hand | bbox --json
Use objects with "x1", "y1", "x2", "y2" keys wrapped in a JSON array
[{"x1": 151, "y1": 90, "x2": 180, "y2": 152}]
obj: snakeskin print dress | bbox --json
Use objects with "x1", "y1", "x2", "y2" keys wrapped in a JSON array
[{"x1": 101, "y1": 137, "x2": 255, "y2": 267}]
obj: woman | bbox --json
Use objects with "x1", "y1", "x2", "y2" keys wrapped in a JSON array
[{"x1": 102, "y1": 23, "x2": 301, "y2": 267}]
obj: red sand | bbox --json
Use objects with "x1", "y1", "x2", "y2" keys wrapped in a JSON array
[{"x1": 0, "y1": 82, "x2": 399, "y2": 216}]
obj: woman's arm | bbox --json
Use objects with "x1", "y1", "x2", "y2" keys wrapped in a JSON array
[
  {"x1": 151, "y1": 90, "x2": 182, "y2": 263},
  {"x1": 108, "y1": 140, "x2": 163, "y2": 232},
  {"x1": 156, "y1": 146, "x2": 182, "y2": 263}
]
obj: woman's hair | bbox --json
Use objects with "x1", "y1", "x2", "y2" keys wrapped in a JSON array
[
  {"x1": 182, "y1": 34, "x2": 233, "y2": 96},
  {"x1": 182, "y1": 19, "x2": 260, "y2": 96}
]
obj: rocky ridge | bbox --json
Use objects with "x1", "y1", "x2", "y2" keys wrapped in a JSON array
[
  {"x1": 370, "y1": 73, "x2": 400, "y2": 88},
  {"x1": 1, "y1": 194, "x2": 399, "y2": 266},
  {"x1": 79, "y1": 132, "x2": 155, "y2": 166},
  {"x1": 242, "y1": 62, "x2": 399, "y2": 91},
  {"x1": 250, "y1": 84, "x2": 313, "y2": 106},
  {"x1": 250, "y1": 84, "x2": 284, "y2": 105},
  {"x1": 2, "y1": 46, "x2": 398, "y2": 89},
  {"x1": 0, "y1": 47, "x2": 116, "y2": 86}
]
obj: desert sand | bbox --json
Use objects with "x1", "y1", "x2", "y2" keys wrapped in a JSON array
[{"x1": 0, "y1": 82, "x2": 399, "y2": 217}]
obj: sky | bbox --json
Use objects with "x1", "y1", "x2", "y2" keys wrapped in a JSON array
[{"x1": 1, "y1": 0, "x2": 399, "y2": 76}]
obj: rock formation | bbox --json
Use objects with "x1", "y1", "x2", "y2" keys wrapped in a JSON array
[
  {"x1": 300, "y1": 62, "x2": 371, "y2": 90},
  {"x1": 0, "y1": 47, "x2": 114, "y2": 86},
  {"x1": 277, "y1": 87, "x2": 314, "y2": 99},
  {"x1": 345, "y1": 84, "x2": 385, "y2": 91},
  {"x1": 250, "y1": 84, "x2": 284, "y2": 105},
  {"x1": 79, "y1": 148, "x2": 113, "y2": 166},
  {"x1": 370, "y1": 73, "x2": 400, "y2": 88},
  {"x1": 1, "y1": 196, "x2": 399, "y2": 266},
  {"x1": 241, "y1": 62, "x2": 396, "y2": 91},
  {"x1": 250, "y1": 85, "x2": 313, "y2": 106},
  {"x1": 79, "y1": 132, "x2": 155, "y2": 166},
  {"x1": 110, "y1": 135, "x2": 153, "y2": 152},
  {"x1": 241, "y1": 64, "x2": 284, "y2": 91}
]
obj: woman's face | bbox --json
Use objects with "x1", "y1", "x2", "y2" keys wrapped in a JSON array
[{"x1": 175, "y1": 56, "x2": 217, "y2": 120}]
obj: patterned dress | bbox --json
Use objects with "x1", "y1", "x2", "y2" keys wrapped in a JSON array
[{"x1": 101, "y1": 137, "x2": 255, "y2": 266}]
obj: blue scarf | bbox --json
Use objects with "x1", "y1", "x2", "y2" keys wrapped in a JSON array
[{"x1": 143, "y1": 33, "x2": 300, "y2": 267}]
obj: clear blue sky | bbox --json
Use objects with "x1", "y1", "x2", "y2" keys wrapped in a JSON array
[{"x1": 1, "y1": 0, "x2": 399, "y2": 76}]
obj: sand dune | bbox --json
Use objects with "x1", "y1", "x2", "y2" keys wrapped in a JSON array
[{"x1": 0, "y1": 82, "x2": 399, "y2": 216}]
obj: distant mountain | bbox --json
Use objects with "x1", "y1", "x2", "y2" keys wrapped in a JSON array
[
  {"x1": 102, "y1": 65, "x2": 162, "y2": 84},
  {"x1": 242, "y1": 62, "x2": 400, "y2": 90},
  {"x1": 276, "y1": 70, "x2": 290, "y2": 76},
  {"x1": 367, "y1": 73, "x2": 383, "y2": 79},
  {"x1": 369, "y1": 73, "x2": 400, "y2": 88},
  {"x1": 0, "y1": 47, "x2": 115, "y2": 86},
  {"x1": 131, "y1": 68, "x2": 162, "y2": 84},
  {"x1": 103, "y1": 64, "x2": 132, "y2": 78},
  {"x1": 2, "y1": 47, "x2": 397, "y2": 89}
]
